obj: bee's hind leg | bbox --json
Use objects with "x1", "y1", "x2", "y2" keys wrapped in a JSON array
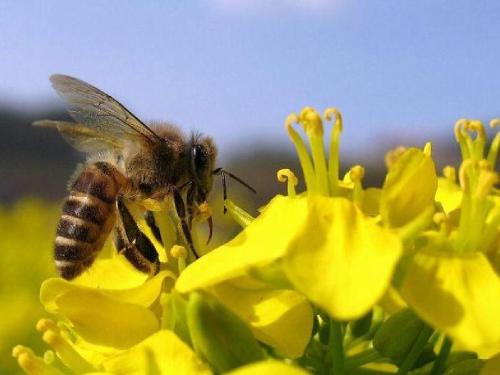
[
  {"x1": 172, "y1": 187, "x2": 200, "y2": 259},
  {"x1": 114, "y1": 198, "x2": 160, "y2": 275}
]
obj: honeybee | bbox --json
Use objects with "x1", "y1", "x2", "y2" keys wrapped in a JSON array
[{"x1": 36, "y1": 74, "x2": 254, "y2": 280}]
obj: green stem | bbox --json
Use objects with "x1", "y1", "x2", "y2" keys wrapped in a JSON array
[
  {"x1": 345, "y1": 349, "x2": 382, "y2": 369},
  {"x1": 330, "y1": 319, "x2": 345, "y2": 375},
  {"x1": 430, "y1": 337, "x2": 452, "y2": 375},
  {"x1": 396, "y1": 326, "x2": 434, "y2": 375}
]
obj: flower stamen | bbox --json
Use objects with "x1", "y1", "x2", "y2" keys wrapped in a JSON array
[
  {"x1": 12, "y1": 345, "x2": 64, "y2": 375},
  {"x1": 299, "y1": 107, "x2": 329, "y2": 195},
  {"x1": 324, "y1": 108, "x2": 343, "y2": 195},
  {"x1": 285, "y1": 113, "x2": 317, "y2": 193},
  {"x1": 348, "y1": 165, "x2": 365, "y2": 205},
  {"x1": 454, "y1": 119, "x2": 486, "y2": 161},
  {"x1": 171, "y1": 245, "x2": 188, "y2": 273},
  {"x1": 36, "y1": 319, "x2": 95, "y2": 373},
  {"x1": 277, "y1": 168, "x2": 298, "y2": 198}
]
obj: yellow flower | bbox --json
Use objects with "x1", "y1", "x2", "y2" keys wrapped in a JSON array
[
  {"x1": 400, "y1": 119, "x2": 500, "y2": 356},
  {"x1": 15, "y1": 193, "x2": 313, "y2": 372},
  {"x1": 13, "y1": 329, "x2": 210, "y2": 375},
  {"x1": 177, "y1": 107, "x2": 402, "y2": 333}
]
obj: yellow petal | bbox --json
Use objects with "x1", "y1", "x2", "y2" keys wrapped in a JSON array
[
  {"x1": 40, "y1": 281, "x2": 160, "y2": 348},
  {"x1": 41, "y1": 271, "x2": 173, "y2": 310},
  {"x1": 401, "y1": 249, "x2": 500, "y2": 354},
  {"x1": 226, "y1": 360, "x2": 309, "y2": 375},
  {"x1": 176, "y1": 195, "x2": 307, "y2": 293},
  {"x1": 381, "y1": 148, "x2": 437, "y2": 227},
  {"x1": 103, "y1": 330, "x2": 211, "y2": 375},
  {"x1": 435, "y1": 177, "x2": 463, "y2": 214},
  {"x1": 73, "y1": 255, "x2": 149, "y2": 289},
  {"x1": 284, "y1": 196, "x2": 402, "y2": 320},
  {"x1": 208, "y1": 278, "x2": 313, "y2": 358}
]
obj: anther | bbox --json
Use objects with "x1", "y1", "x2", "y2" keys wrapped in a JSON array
[
  {"x1": 171, "y1": 244, "x2": 188, "y2": 273},
  {"x1": 43, "y1": 350, "x2": 56, "y2": 365},
  {"x1": 454, "y1": 119, "x2": 469, "y2": 142},
  {"x1": 285, "y1": 113, "x2": 300, "y2": 140},
  {"x1": 299, "y1": 107, "x2": 324, "y2": 137},
  {"x1": 324, "y1": 108, "x2": 343, "y2": 132},
  {"x1": 466, "y1": 120, "x2": 486, "y2": 140},
  {"x1": 423, "y1": 142, "x2": 432, "y2": 156},
  {"x1": 277, "y1": 168, "x2": 298, "y2": 185},
  {"x1": 443, "y1": 166, "x2": 457, "y2": 182},
  {"x1": 41, "y1": 328, "x2": 95, "y2": 373},
  {"x1": 170, "y1": 244, "x2": 188, "y2": 260},
  {"x1": 36, "y1": 318, "x2": 58, "y2": 333},
  {"x1": 349, "y1": 165, "x2": 365, "y2": 182},
  {"x1": 12, "y1": 345, "x2": 62, "y2": 375},
  {"x1": 277, "y1": 168, "x2": 298, "y2": 197}
]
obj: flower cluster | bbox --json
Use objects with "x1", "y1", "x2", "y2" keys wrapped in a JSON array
[{"x1": 13, "y1": 108, "x2": 500, "y2": 375}]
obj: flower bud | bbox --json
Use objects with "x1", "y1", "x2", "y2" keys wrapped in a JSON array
[
  {"x1": 187, "y1": 291, "x2": 264, "y2": 373},
  {"x1": 381, "y1": 148, "x2": 437, "y2": 227},
  {"x1": 374, "y1": 308, "x2": 433, "y2": 365}
]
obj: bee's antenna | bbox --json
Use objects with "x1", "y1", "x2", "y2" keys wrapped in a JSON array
[{"x1": 213, "y1": 168, "x2": 256, "y2": 214}]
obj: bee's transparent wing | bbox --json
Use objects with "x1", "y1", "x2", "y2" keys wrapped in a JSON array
[
  {"x1": 33, "y1": 120, "x2": 123, "y2": 153},
  {"x1": 50, "y1": 74, "x2": 162, "y2": 144}
]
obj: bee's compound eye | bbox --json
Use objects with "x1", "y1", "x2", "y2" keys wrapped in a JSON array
[{"x1": 193, "y1": 144, "x2": 208, "y2": 173}]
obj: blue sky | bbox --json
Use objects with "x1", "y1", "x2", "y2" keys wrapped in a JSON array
[{"x1": 2, "y1": 0, "x2": 500, "y2": 160}]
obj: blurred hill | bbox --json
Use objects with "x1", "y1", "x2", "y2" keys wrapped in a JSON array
[
  {"x1": 0, "y1": 106, "x2": 463, "y2": 205},
  {"x1": 0, "y1": 106, "x2": 80, "y2": 201}
]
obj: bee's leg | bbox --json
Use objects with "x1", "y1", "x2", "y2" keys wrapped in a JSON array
[
  {"x1": 172, "y1": 187, "x2": 200, "y2": 258},
  {"x1": 144, "y1": 211, "x2": 163, "y2": 244},
  {"x1": 184, "y1": 183, "x2": 213, "y2": 245},
  {"x1": 115, "y1": 198, "x2": 160, "y2": 275},
  {"x1": 186, "y1": 183, "x2": 196, "y2": 228},
  {"x1": 221, "y1": 171, "x2": 228, "y2": 214}
]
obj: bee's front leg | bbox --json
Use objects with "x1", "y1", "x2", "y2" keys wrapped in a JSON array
[
  {"x1": 172, "y1": 186, "x2": 200, "y2": 259},
  {"x1": 115, "y1": 198, "x2": 160, "y2": 275}
]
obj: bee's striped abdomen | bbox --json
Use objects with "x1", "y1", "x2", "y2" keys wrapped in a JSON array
[{"x1": 55, "y1": 162, "x2": 125, "y2": 279}]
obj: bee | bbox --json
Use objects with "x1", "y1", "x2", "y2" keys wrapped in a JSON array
[{"x1": 35, "y1": 74, "x2": 254, "y2": 280}]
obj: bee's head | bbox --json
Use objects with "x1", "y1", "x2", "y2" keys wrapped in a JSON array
[{"x1": 189, "y1": 134, "x2": 217, "y2": 203}]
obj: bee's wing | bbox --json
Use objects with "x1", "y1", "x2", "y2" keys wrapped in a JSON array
[
  {"x1": 33, "y1": 120, "x2": 123, "y2": 153},
  {"x1": 49, "y1": 74, "x2": 162, "y2": 145}
]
